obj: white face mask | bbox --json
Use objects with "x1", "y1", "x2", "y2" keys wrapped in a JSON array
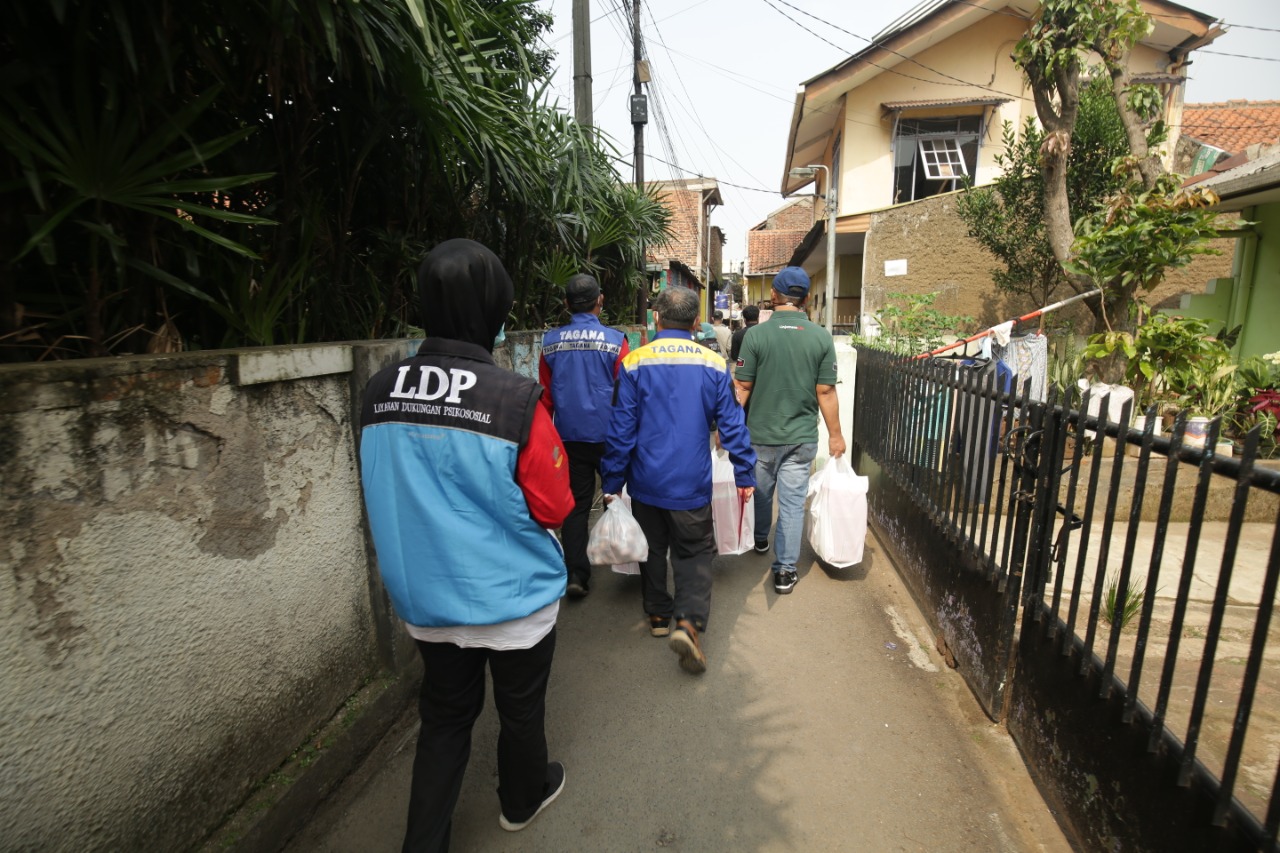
[{"x1": 493, "y1": 324, "x2": 506, "y2": 347}]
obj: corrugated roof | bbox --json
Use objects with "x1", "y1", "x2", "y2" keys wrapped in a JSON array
[
  {"x1": 1181, "y1": 101, "x2": 1280, "y2": 155},
  {"x1": 881, "y1": 96, "x2": 1010, "y2": 112}
]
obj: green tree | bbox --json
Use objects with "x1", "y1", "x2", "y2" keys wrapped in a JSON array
[
  {"x1": 0, "y1": 0, "x2": 666, "y2": 360},
  {"x1": 957, "y1": 78, "x2": 1128, "y2": 312},
  {"x1": 1012, "y1": 0, "x2": 1220, "y2": 333}
]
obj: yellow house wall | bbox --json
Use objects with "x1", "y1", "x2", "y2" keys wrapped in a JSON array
[{"x1": 833, "y1": 17, "x2": 1179, "y2": 216}]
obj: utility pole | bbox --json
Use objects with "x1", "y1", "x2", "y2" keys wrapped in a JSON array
[
  {"x1": 572, "y1": 0, "x2": 592, "y2": 127},
  {"x1": 630, "y1": 0, "x2": 648, "y2": 333}
]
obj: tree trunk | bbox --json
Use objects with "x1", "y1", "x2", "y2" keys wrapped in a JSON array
[
  {"x1": 1107, "y1": 62, "x2": 1163, "y2": 191},
  {"x1": 1034, "y1": 60, "x2": 1081, "y2": 270}
]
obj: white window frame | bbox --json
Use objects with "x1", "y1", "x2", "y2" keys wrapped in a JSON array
[{"x1": 917, "y1": 137, "x2": 967, "y2": 180}]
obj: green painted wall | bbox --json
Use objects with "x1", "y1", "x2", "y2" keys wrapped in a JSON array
[{"x1": 1238, "y1": 203, "x2": 1280, "y2": 359}]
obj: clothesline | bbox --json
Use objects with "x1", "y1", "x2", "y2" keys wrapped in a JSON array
[{"x1": 914, "y1": 289, "x2": 1102, "y2": 360}]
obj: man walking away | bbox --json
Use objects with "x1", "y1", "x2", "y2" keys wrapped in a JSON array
[
  {"x1": 712, "y1": 309, "x2": 733, "y2": 362},
  {"x1": 733, "y1": 266, "x2": 845, "y2": 595},
  {"x1": 361, "y1": 240, "x2": 574, "y2": 851},
  {"x1": 729, "y1": 305, "x2": 760, "y2": 371},
  {"x1": 601, "y1": 286, "x2": 755, "y2": 674},
  {"x1": 539, "y1": 274, "x2": 629, "y2": 599}
]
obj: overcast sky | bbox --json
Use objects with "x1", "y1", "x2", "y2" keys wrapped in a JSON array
[{"x1": 535, "y1": 0, "x2": 1280, "y2": 272}]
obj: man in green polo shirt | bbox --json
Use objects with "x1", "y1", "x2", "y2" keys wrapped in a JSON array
[{"x1": 733, "y1": 266, "x2": 845, "y2": 594}]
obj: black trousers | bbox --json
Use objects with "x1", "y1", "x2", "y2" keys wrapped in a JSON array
[
  {"x1": 402, "y1": 629, "x2": 556, "y2": 853},
  {"x1": 630, "y1": 499, "x2": 715, "y2": 632},
  {"x1": 562, "y1": 441, "x2": 605, "y2": 583}
]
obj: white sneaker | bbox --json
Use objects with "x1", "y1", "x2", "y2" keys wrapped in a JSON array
[{"x1": 499, "y1": 761, "x2": 565, "y2": 831}]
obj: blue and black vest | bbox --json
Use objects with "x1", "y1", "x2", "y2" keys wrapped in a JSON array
[
  {"x1": 541, "y1": 313, "x2": 626, "y2": 443},
  {"x1": 360, "y1": 338, "x2": 565, "y2": 627}
]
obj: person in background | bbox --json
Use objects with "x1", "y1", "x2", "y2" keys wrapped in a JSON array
[
  {"x1": 601, "y1": 286, "x2": 755, "y2": 674},
  {"x1": 539, "y1": 274, "x2": 629, "y2": 600},
  {"x1": 733, "y1": 266, "x2": 845, "y2": 596},
  {"x1": 711, "y1": 309, "x2": 733, "y2": 361},
  {"x1": 729, "y1": 304, "x2": 760, "y2": 368},
  {"x1": 696, "y1": 320, "x2": 723, "y2": 358},
  {"x1": 360, "y1": 239, "x2": 573, "y2": 851}
]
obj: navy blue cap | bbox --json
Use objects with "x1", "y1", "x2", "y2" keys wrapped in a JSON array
[{"x1": 772, "y1": 266, "x2": 810, "y2": 297}]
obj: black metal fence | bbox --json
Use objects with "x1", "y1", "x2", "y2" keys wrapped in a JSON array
[{"x1": 852, "y1": 346, "x2": 1280, "y2": 852}]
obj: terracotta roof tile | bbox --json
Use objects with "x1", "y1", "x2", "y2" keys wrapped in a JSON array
[
  {"x1": 1182, "y1": 101, "x2": 1280, "y2": 155},
  {"x1": 747, "y1": 230, "x2": 808, "y2": 274}
]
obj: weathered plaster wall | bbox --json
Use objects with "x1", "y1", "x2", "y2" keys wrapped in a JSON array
[
  {"x1": 0, "y1": 328, "x2": 640, "y2": 851},
  {"x1": 0, "y1": 343, "x2": 411, "y2": 851},
  {"x1": 863, "y1": 191, "x2": 1237, "y2": 333}
]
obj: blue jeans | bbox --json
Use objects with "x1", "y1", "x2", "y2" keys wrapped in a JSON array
[{"x1": 753, "y1": 443, "x2": 817, "y2": 575}]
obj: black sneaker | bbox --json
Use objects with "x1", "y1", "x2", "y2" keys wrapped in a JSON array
[
  {"x1": 754, "y1": 539, "x2": 770, "y2": 554},
  {"x1": 499, "y1": 761, "x2": 566, "y2": 831},
  {"x1": 566, "y1": 577, "x2": 589, "y2": 600},
  {"x1": 773, "y1": 570, "x2": 797, "y2": 594}
]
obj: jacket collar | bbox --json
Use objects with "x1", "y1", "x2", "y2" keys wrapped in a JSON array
[
  {"x1": 653, "y1": 329, "x2": 694, "y2": 341},
  {"x1": 415, "y1": 337, "x2": 495, "y2": 364}
]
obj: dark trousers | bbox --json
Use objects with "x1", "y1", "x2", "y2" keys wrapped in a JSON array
[
  {"x1": 562, "y1": 441, "x2": 605, "y2": 583},
  {"x1": 402, "y1": 629, "x2": 556, "y2": 853},
  {"x1": 631, "y1": 499, "x2": 715, "y2": 632}
]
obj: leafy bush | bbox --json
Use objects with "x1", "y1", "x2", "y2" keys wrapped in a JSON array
[{"x1": 869, "y1": 292, "x2": 973, "y2": 356}]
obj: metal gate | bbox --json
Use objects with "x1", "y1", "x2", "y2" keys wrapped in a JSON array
[{"x1": 852, "y1": 347, "x2": 1280, "y2": 852}]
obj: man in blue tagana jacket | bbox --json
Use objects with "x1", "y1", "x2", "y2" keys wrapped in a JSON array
[{"x1": 600, "y1": 286, "x2": 755, "y2": 675}]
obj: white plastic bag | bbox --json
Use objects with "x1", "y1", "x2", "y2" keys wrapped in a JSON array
[
  {"x1": 711, "y1": 448, "x2": 754, "y2": 555},
  {"x1": 805, "y1": 455, "x2": 869, "y2": 568},
  {"x1": 587, "y1": 490, "x2": 648, "y2": 567},
  {"x1": 608, "y1": 489, "x2": 641, "y2": 575}
]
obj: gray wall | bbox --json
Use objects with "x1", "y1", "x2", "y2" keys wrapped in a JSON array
[
  {"x1": 0, "y1": 339, "x2": 418, "y2": 851},
  {"x1": 0, "y1": 325, "x2": 643, "y2": 852}
]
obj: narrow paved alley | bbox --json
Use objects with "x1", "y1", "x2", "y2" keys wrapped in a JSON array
[{"x1": 286, "y1": 528, "x2": 1072, "y2": 852}]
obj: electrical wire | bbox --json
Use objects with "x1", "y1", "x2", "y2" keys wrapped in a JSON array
[
  {"x1": 1197, "y1": 49, "x2": 1280, "y2": 63},
  {"x1": 765, "y1": 0, "x2": 1033, "y2": 103},
  {"x1": 641, "y1": 0, "x2": 769, "y2": 233}
]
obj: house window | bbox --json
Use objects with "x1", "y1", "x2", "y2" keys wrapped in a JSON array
[
  {"x1": 918, "y1": 138, "x2": 966, "y2": 179},
  {"x1": 892, "y1": 116, "x2": 982, "y2": 203}
]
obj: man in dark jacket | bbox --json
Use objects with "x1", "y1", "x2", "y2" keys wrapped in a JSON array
[
  {"x1": 539, "y1": 274, "x2": 629, "y2": 599},
  {"x1": 360, "y1": 239, "x2": 574, "y2": 851},
  {"x1": 729, "y1": 304, "x2": 760, "y2": 366},
  {"x1": 601, "y1": 286, "x2": 755, "y2": 675}
]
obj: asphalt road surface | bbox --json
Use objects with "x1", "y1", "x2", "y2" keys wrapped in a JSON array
[{"x1": 286, "y1": 527, "x2": 1072, "y2": 853}]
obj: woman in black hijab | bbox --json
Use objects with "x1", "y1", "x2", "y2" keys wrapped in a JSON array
[
  {"x1": 361, "y1": 238, "x2": 573, "y2": 851},
  {"x1": 418, "y1": 238, "x2": 512, "y2": 350}
]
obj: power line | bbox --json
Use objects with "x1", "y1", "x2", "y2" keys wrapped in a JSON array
[
  {"x1": 627, "y1": 153, "x2": 782, "y2": 195},
  {"x1": 642, "y1": 0, "x2": 771, "y2": 230},
  {"x1": 1197, "y1": 49, "x2": 1280, "y2": 63},
  {"x1": 766, "y1": 0, "x2": 1033, "y2": 103}
]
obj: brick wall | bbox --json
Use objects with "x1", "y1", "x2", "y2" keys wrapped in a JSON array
[
  {"x1": 863, "y1": 191, "x2": 1236, "y2": 334},
  {"x1": 648, "y1": 187, "x2": 704, "y2": 273},
  {"x1": 767, "y1": 196, "x2": 815, "y2": 231}
]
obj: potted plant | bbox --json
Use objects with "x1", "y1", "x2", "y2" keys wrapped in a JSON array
[
  {"x1": 1084, "y1": 313, "x2": 1220, "y2": 444},
  {"x1": 1183, "y1": 358, "x2": 1239, "y2": 450},
  {"x1": 1236, "y1": 351, "x2": 1280, "y2": 457}
]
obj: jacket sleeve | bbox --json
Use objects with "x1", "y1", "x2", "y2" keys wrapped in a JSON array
[
  {"x1": 537, "y1": 353, "x2": 554, "y2": 415},
  {"x1": 713, "y1": 371, "x2": 757, "y2": 487},
  {"x1": 517, "y1": 403, "x2": 573, "y2": 528},
  {"x1": 600, "y1": 363, "x2": 638, "y2": 495}
]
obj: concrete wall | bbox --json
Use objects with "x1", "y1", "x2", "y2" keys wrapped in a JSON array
[
  {"x1": 0, "y1": 328, "x2": 590, "y2": 852},
  {"x1": 862, "y1": 191, "x2": 1237, "y2": 333}
]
